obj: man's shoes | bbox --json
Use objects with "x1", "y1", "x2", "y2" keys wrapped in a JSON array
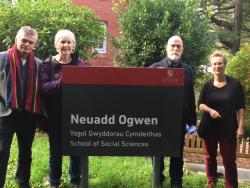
[
  {"x1": 49, "y1": 183, "x2": 79, "y2": 188},
  {"x1": 19, "y1": 183, "x2": 31, "y2": 188},
  {"x1": 50, "y1": 186, "x2": 59, "y2": 188},
  {"x1": 160, "y1": 173, "x2": 166, "y2": 185},
  {"x1": 72, "y1": 184, "x2": 80, "y2": 188},
  {"x1": 71, "y1": 183, "x2": 80, "y2": 188},
  {"x1": 170, "y1": 181, "x2": 183, "y2": 188}
]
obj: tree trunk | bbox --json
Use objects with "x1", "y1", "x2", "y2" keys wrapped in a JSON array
[{"x1": 232, "y1": 0, "x2": 242, "y2": 54}]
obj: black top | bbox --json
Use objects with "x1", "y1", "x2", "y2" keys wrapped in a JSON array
[
  {"x1": 198, "y1": 76, "x2": 245, "y2": 140},
  {"x1": 208, "y1": 85, "x2": 231, "y2": 119}
]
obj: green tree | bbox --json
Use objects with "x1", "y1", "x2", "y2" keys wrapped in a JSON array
[
  {"x1": 226, "y1": 44, "x2": 250, "y2": 106},
  {"x1": 0, "y1": 0, "x2": 104, "y2": 59},
  {"x1": 113, "y1": 0, "x2": 215, "y2": 77},
  {"x1": 200, "y1": 0, "x2": 250, "y2": 54}
]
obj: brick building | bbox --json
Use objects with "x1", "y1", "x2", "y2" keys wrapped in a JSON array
[{"x1": 73, "y1": 0, "x2": 121, "y2": 66}]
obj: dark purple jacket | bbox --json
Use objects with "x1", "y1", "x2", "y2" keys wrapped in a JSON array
[{"x1": 40, "y1": 54, "x2": 86, "y2": 126}]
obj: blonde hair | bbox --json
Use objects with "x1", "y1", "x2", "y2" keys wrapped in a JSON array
[
  {"x1": 209, "y1": 50, "x2": 227, "y2": 65},
  {"x1": 54, "y1": 29, "x2": 76, "y2": 49}
]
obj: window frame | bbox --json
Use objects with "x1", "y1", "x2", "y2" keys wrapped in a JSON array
[{"x1": 94, "y1": 22, "x2": 107, "y2": 54}]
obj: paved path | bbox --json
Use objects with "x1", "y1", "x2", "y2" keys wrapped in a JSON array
[{"x1": 185, "y1": 163, "x2": 250, "y2": 182}]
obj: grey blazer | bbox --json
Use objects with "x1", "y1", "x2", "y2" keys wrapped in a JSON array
[{"x1": 0, "y1": 51, "x2": 42, "y2": 117}]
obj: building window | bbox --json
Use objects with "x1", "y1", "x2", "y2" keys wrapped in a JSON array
[{"x1": 95, "y1": 22, "x2": 107, "y2": 54}]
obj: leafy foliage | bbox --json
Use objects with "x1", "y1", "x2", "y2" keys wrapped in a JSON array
[
  {"x1": 0, "y1": 0, "x2": 104, "y2": 60},
  {"x1": 113, "y1": 0, "x2": 215, "y2": 77},
  {"x1": 226, "y1": 44, "x2": 250, "y2": 106},
  {"x1": 201, "y1": 0, "x2": 250, "y2": 52}
]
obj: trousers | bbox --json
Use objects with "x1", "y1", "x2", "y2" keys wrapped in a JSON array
[
  {"x1": 48, "y1": 118, "x2": 81, "y2": 186},
  {"x1": 204, "y1": 133, "x2": 238, "y2": 188},
  {"x1": 159, "y1": 129, "x2": 185, "y2": 185},
  {"x1": 0, "y1": 111, "x2": 36, "y2": 188}
]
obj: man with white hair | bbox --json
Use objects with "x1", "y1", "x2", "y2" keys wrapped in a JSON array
[
  {"x1": 150, "y1": 36, "x2": 197, "y2": 188},
  {"x1": 0, "y1": 26, "x2": 43, "y2": 188}
]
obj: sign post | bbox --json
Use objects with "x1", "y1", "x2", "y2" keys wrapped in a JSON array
[
  {"x1": 80, "y1": 156, "x2": 88, "y2": 187},
  {"x1": 152, "y1": 157, "x2": 162, "y2": 188},
  {"x1": 62, "y1": 67, "x2": 184, "y2": 187}
]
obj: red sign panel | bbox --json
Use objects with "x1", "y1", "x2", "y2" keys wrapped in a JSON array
[{"x1": 62, "y1": 67, "x2": 184, "y2": 87}]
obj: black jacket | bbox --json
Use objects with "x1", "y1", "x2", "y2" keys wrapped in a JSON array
[
  {"x1": 198, "y1": 76, "x2": 245, "y2": 140},
  {"x1": 149, "y1": 56, "x2": 197, "y2": 128}
]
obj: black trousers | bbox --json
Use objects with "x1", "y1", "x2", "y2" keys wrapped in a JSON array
[
  {"x1": 160, "y1": 129, "x2": 185, "y2": 184},
  {"x1": 0, "y1": 111, "x2": 36, "y2": 188},
  {"x1": 47, "y1": 115, "x2": 81, "y2": 186}
]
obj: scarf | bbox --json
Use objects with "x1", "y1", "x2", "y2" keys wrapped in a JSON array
[
  {"x1": 7, "y1": 44, "x2": 41, "y2": 113},
  {"x1": 166, "y1": 57, "x2": 183, "y2": 68}
]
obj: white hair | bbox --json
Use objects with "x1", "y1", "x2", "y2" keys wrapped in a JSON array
[
  {"x1": 54, "y1": 29, "x2": 76, "y2": 48},
  {"x1": 167, "y1": 35, "x2": 183, "y2": 47}
]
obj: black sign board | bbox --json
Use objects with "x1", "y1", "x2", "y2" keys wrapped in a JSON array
[{"x1": 62, "y1": 67, "x2": 184, "y2": 156}]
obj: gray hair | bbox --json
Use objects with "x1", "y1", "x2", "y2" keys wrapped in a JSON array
[
  {"x1": 54, "y1": 29, "x2": 76, "y2": 48},
  {"x1": 16, "y1": 26, "x2": 38, "y2": 41}
]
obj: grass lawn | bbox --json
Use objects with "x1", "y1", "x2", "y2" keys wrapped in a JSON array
[{"x1": 4, "y1": 132, "x2": 250, "y2": 188}]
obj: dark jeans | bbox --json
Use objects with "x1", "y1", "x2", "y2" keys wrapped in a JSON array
[
  {"x1": 48, "y1": 121, "x2": 81, "y2": 186},
  {"x1": 0, "y1": 111, "x2": 36, "y2": 188}
]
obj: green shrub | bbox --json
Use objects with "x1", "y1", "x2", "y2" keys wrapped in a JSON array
[
  {"x1": 226, "y1": 44, "x2": 250, "y2": 106},
  {"x1": 0, "y1": 0, "x2": 104, "y2": 60},
  {"x1": 113, "y1": 0, "x2": 215, "y2": 78}
]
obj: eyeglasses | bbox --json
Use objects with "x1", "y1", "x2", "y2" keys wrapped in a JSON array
[{"x1": 20, "y1": 38, "x2": 35, "y2": 45}]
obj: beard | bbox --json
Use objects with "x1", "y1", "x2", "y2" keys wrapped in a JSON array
[{"x1": 169, "y1": 53, "x2": 181, "y2": 61}]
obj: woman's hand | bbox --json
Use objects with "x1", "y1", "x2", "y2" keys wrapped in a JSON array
[
  {"x1": 209, "y1": 109, "x2": 221, "y2": 119},
  {"x1": 199, "y1": 104, "x2": 222, "y2": 119},
  {"x1": 237, "y1": 108, "x2": 245, "y2": 140},
  {"x1": 237, "y1": 126, "x2": 245, "y2": 140}
]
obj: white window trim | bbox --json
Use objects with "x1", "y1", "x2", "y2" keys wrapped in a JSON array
[{"x1": 95, "y1": 22, "x2": 107, "y2": 54}]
